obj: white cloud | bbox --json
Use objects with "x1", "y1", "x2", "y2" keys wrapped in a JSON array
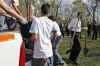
[{"x1": 82, "y1": 0, "x2": 88, "y2": 4}]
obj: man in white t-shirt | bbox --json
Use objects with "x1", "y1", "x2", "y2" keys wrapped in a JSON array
[
  {"x1": 0, "y1": 0, "x2": 27, "y2": 25},
  {"x1": 67, "y1": 12, "x2": 83, "y2": 65},
  {"x1": 49, "y1": 16, "x2": 66, "y2": 66},
  {"x1": 30, "y1": 4, "x2": 57, "y2": 66}
]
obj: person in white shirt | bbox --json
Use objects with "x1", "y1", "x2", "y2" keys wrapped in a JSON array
[
  {"x1": 67, "y1": 12, "x2": 83, "y2": 65},
  {"x1": 48, "y1": 16, "x2": 66, "y2": 65},
  {"x1": 0, "y1": 0, "x2": 27, "y2": 24},
  {"x1": 29, "y1": 4, "x2": 57, "y2": 66}
]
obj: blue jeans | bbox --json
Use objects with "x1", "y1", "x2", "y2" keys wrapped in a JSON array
[
  {"x1": 53, "y1": 35, "x2": 65, "y2": 64},
  {"x1": 0, "y1": 15, "x2": 5, "y2": 31},
  {"x1": 32, "y1": 57, "x2": 53, "y2": 66}
]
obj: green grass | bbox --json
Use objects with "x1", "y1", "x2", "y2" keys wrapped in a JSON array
[{"x1": 59, "y1": 32, "x2": 100, "y2": 66}]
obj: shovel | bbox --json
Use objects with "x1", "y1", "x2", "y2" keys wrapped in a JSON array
[{"x1": 83, "y1": 32, "x2": 89, "y2": 56}]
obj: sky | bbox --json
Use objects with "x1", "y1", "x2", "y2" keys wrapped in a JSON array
[
  {"x1": 62, "y1": 0, "x2": 87, "y2": 4},
  {"x1": 62, "y1": 0, "x2": 76, "y2": 4}
]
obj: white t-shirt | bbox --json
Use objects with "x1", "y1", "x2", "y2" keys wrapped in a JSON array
[
  {"x1": 29, "y1": 16, "x2": 57, "y2": 58},
  {"x1": 53, "y1": 21, "x2": 61, "y2": 36},
  {"x1": 68, "y1": 18, "x2": 81, "y2": 32}
]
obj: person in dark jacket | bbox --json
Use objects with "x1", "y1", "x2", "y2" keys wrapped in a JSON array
[{"x1": 92, "y1": 21, "x2": 98, "y2": 40}]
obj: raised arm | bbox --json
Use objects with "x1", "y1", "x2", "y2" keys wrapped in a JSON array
[
  {"x1": 11, "y1": 0, "x2": 22, "y2": 15},
  {"x1": 0, "y1": 7, "x2": 11, "y2": 17}
]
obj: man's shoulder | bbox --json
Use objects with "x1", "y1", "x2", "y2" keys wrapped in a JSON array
[
  {"x1": 31, "y1": 17, "x2": 39, "y2": 24},
  {"x1": 53, "y1": 21, "x2": 59, "y2": 26},
  {"x1": 33, "y1": 17, "x2": 53, "y2": 25}
]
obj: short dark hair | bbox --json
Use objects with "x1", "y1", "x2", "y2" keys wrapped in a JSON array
[
  {"x1": 48, "y1": 16, "x2": 55, "y2": 21},
  {"x1": 77, "y1": 12, "x2": 82, "y2": 17},
  {"x1": 41, "y1": 3, "x2": 50, "y2": 15}
]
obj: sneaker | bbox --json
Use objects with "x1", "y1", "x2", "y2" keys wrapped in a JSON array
[{"x1": 57, "y1": 63, "x2": 67, "y2": 66}]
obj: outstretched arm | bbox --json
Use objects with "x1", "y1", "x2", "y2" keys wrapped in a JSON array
[
  {"x1": 0, "y1": 7, "x2": 11, "y2": 17},
  {"x1": 0, "y1": 0, "x2": 27, "y2": 24},
  {"x1": 11, "y1": 0, "x2": 22, "y2": 15}
]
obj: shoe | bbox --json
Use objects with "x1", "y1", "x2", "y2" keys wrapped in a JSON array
[
  {"x1": 66, "y1": 59, "x2": 78, "y2": 65},
  {"x1": 58, "y1": 63, "x2": 64, "y2": 65},
  {"x1": 70, "y1": 60, "x2": 78, "y2": 65},
  {"x1": 57, "y1": 63, "x2": 67, "y2": 66}
]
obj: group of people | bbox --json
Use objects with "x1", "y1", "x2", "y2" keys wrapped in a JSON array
[
  {"x1": 0, "y1": 0, "x2": 84, "y2": 66},
  {"x1": 0, "y1": 0, "x2": 66, "y2": 66},
  {"x1": 87, "y1": 21, "x2": 98, "y2": 40}
]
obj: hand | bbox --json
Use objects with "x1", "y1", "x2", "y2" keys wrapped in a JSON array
[
  {"x1": 51, "y1": 40, "x2": 56, "y2": 49},
  {"x1": 41, "y1": 58, "x2": 47, "y2": 63},
  {"x1": 32, "y1": 16, "x2": 36, "y2": 21},
  {"x1": 21, "y1": 18, "x2": 27, "y2": 24},
  {"x1": 30, "y1": 36, "x2": 34, "y2": 42}
]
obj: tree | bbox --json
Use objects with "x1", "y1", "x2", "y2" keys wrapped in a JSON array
[
  {"x1": 19, "y1": 0, "x2": 64, "y2": 22},
  {"x1": 73, "y1": 0, "x2": 87, "y2": 12},
  {"x1": 85, "y1": 0, "x2": 97, "y2": 23}
]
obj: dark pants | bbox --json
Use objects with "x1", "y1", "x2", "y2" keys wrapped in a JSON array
[
  {"x1": 23, "y1": 37, "x2": 34, "y2": 49},
  {"x1": 69, "y1": 32, "x2": 81, "y2": 62},
  {"x1": 32, "y1": 57, "x2": 53, "y2": 66},
  {"x1": 92, "y1": 31, "x2": 97, "y2": 40},
  {"x1": 87, "y1": 31, "x2": 91, "y2": 38},
  {"x1": 53, "y1": 35, "x2": 65, "y2": 65}
]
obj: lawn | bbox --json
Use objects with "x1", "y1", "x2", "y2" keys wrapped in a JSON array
[
  {"x1": 59, "y1": 32, "x2": 100, "y2": 66},
  {"x1": 25, "y1": 31, "x2": 100, "y2": 66}
]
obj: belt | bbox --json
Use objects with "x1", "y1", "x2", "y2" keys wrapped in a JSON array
[
  {"x1": 71, "y1": 31, "x2": 80, "y2": 33},
  {"x1": 33, "y1": 57, "x2": 51, "y2": 60},
  {"x1": 33, "y1": 57, "x2": 52, "y2": 64}
]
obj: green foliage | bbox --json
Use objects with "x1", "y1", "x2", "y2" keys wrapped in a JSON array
[
  {"x1": 56, "y1": 17, "x2": 66, "y2": 23},
  {"x1": 73, "y1": 0, "x2": 87, "y2": 11},
  {"x1": 18, "y1": 0, "x2": 27, "y2": 16}
]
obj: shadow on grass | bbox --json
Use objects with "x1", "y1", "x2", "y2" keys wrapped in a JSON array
[
  {"x1": 87, "y1": 47, "x2": 100, "y2": 57},
  {"x1": 87, "y1": 53, "x2": 100, "y2": 57}
]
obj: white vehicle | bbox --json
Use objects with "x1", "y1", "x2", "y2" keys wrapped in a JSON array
[{"x1": 0, "y1": 32, "x2": 25, "y2": 66}]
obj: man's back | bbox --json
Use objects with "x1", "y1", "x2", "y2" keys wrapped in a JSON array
[
  {"x1": 37, "y1": 16, "x2": 54, "y2": 42},
  {"x1": 30, "y1": 16, "x2": 56, "y2": 58}
]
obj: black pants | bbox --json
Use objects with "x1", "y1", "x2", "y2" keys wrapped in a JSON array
[
  {"x1": 92, "y1": 31, "x2": 97, "y2": 40},
  {"x1": 69, "y1": 32, "x2": 81, "y2": 61},
  {"x1": 87, "y1": 31, "x2": 91, "y2": 38}
]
